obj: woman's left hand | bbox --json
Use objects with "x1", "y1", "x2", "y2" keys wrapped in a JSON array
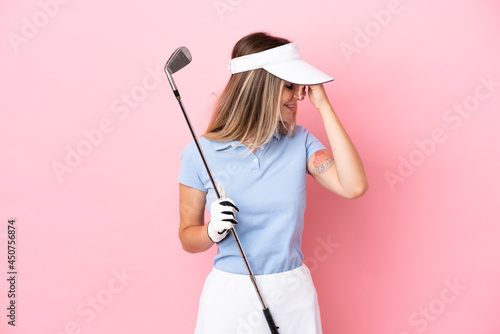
[{"x1": 307, "y1": 84, "x2": 332, "y2": 112}]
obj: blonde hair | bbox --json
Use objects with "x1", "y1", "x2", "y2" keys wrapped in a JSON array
[{"x1": 204, "y1": 32, "x2": 296, "y2": 151}]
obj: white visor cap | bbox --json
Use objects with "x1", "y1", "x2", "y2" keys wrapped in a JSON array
[{"x1": 228, "y1": 43, "x2": 334, "y2": 85}]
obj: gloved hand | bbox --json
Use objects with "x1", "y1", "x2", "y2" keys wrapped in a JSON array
[{"x1": 207, "y1": 183, "x2": 239, "y2": 243}]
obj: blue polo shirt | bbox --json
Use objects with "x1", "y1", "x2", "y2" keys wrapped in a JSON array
[{"x1": 178, "y1": 125, "x2": 326, "y2": 275}]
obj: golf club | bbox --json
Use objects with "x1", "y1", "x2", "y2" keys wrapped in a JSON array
[{"x1": 165, "y1": 46, "x2": 279, "y2": 334}]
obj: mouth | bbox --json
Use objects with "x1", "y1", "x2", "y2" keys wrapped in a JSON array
[{"x1": 284, "y1": 104, "x2": 296, "y2": 112}]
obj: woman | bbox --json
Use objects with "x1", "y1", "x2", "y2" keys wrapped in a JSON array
[{"x1": 178, "y1": 32, "x2": 368, "y2": 333}]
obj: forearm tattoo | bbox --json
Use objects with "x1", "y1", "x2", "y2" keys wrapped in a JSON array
[{"x1": 313, "y1": 150, "x2": 334, "y2": 174}]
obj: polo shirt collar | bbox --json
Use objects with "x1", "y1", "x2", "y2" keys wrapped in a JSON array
[
  {"x1": 213, "y1": 131, "x2": 281, "y2": 151},
  {"x1": 213, "y1": 140, "x2": 238, "y2": 151},
  {"x1": 273, "y1": 129, "x2": 282, "y2": 141}
]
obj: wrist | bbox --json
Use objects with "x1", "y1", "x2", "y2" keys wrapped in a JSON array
[
  {"x1": 207, "y1": 222, "x2": 216, "y2": 243},
  {"x1": 207, "y1": 221, "x2": 220, "y2": 243},
  {"x1": 317, "y1": 103, "x2": 335, "y2": 116}
]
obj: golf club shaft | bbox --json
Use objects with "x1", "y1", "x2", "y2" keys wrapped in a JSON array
[
  {"x1": 175, "y1": 91, "x2": 258, "y2": 291},
  {"x1": 174, "y1": 90, "x2": 219, "y2": 196},
  {"x1": 173, "y1": 90, "x2": 279, "y2": 334}
]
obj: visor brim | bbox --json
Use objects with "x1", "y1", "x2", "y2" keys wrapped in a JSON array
[{"x1": 264, "y1": 59, "x2": 334, "y2": 85}]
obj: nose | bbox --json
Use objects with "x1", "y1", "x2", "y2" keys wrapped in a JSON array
[{"x1": 293, "y1": 85, "x2": 306, "y2": 100}]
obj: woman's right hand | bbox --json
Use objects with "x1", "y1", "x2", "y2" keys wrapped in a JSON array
[{"x1": 207, "y1": 183, "x2": 239, "y2": 243}]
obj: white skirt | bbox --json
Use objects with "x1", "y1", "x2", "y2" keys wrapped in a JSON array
[{"x1": 194, "y1": 264, "x2": 322, "y2": 334}]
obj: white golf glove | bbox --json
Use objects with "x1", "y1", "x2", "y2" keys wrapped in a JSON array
[{"x1": 208, "y1": 183, "x2": 239, "y2": 243}]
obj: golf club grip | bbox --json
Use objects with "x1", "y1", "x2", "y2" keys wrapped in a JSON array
[{"x1": 263, "y1": 307, "x2": 279, "y2": 334}]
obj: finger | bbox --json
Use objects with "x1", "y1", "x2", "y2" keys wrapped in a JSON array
[
  {"x1": 222, "y1": 218, "x2": 238, "y2": 225},
  {"x1": 221, "y1": 210, "x2": 236, "y2": 218},
  {"x1": 217, "y1": 183, "x2": 227, "y2": 199},
  {"x1": 220, "y1": 200, "x2": 239, "y2": 212}
]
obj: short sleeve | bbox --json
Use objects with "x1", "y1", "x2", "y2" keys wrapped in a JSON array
[
  {"x1": 305, "y1": 129, "x2": 326, "y2": 161},
  {"x1": 303, "y1": 127, "x2": 327, "y2": 175},
  {"x1": 178, "y1": 142, "x2": 207, "y2": 192}
]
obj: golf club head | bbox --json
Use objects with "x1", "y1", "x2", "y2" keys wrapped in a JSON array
[
  {"x1": 165, "y1": 46, "x2": 192, "y2": 93},
  {"x1": 166, "y1": 46, "x2": 192, "y2": 74}
]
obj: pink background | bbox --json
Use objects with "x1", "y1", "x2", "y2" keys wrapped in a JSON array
[{"x1": 1, "y1": 0, "x2": 500, "y2": 333}]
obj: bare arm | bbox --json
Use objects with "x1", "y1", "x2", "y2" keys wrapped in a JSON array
[
  {"x1": 179, "y1": 183, "x2": 214, "y2": 253},
  {"x1": 306, "y1": 85, "x2": 368, "y2": 199}
]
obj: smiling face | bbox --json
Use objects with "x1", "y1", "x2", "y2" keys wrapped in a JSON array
[{"x1": 280, "y1": 82, "x2": 305, "y2": 125}]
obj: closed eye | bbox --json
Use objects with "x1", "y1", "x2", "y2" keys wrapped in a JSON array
[{"x1": 285, "y1": 83, "x2": 293, "y2": 90}]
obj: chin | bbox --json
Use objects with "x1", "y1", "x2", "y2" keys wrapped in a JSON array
[{"x1": 278, "y1": 119, "x2": 296, "y2": 136}]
